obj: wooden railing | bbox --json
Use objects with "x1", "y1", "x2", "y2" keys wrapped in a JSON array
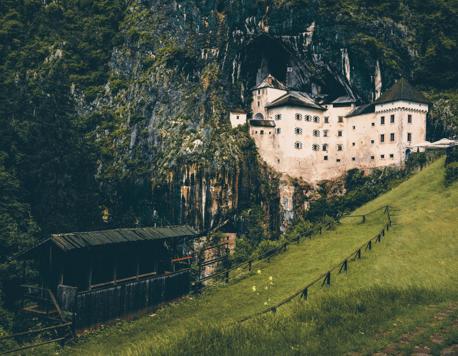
[{"x1": 237, "y1": 206, "x2": 393, "y2": 323}]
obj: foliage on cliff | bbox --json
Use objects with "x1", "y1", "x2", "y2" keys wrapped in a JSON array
[{"x1": 0, "y1": 0, "x2": 458, "y2": 333}]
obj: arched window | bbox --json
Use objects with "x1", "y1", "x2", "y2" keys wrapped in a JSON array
[
  {"x1": 295, "y1": 142, "x2": 303, "y2": 149},
  {"x1": 313, "y1": 130, "x2": 320, "y2": 137},
  {"x1": 312, "y1": 144, "x2": 320, "y2": 151},
  {"x1": 275, "y1": 114, "x2": 281, "y2": 120},
  {"x1": 305, "y1": 115, "x2": 312, "y2": 122},
  {"x1": 295, "y1": 113, "x2": 302, "y2": 121},
  {"x1": 313, "y1": 116, "x2": 320, "y2": 123},
  {"x1": 322, "y1": 144, "x2": 328, "y2": 152},
  {"x1": 295, "y1": 127, "x2": 303, "y2": 135},
  {"x1": 254, "y1": 113, "x2": 264, "y2": 120}
]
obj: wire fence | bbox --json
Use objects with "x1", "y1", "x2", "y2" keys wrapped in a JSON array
[{"x1": 237, "y1": 205, "x2": 393, "y2": 323}]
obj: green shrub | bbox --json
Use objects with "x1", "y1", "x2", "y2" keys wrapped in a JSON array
[
  {"x1": 252, "y1": 238, "x2": 285, "y2": 258},
  {"x1": 445, "y1": 146, "x2": 458, "y2": 165},
  {"x1": 445, "y1": 162, "x2": 458, "y2": 184}
]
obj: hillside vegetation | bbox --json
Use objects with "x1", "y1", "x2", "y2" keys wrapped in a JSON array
[{"x1": 42, "y1": 158, "x2": 458, "y2": 355}]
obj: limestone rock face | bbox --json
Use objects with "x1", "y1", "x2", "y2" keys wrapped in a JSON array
[{"x1": 85, "y1": 0, "x2": 423, "y2": 230}]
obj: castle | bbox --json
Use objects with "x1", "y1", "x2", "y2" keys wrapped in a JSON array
[{"x1": 234, "y1": 74, "x2": 429, "y2": 183}]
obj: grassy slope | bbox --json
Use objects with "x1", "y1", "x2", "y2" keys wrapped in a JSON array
[{"x1": 55, "y1": 158, "x2": 457, "y2": 355}]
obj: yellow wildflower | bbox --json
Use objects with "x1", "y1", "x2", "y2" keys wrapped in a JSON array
[{"x1": 252, "y1": 285, "x2": 256, "y2": 292}]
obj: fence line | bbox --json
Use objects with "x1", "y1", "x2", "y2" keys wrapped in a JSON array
[
  {"x1": 196, "y1": 205, "x2": 390, "y2": 285},
  {"x1": 238, "y1": 206, "x2": 393, "y2": 323}
]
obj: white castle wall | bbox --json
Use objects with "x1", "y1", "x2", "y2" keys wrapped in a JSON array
[{"x1": 250, "y1": 99, "x2": 428, "y2": 184}]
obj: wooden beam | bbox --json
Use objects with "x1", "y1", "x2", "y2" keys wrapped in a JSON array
[
  {"x1": 88, "y1": 264, "x2": 93, "y2": 291},
  {"x1": 135, "y1": 257, "x2": 140, "y2": 281}
]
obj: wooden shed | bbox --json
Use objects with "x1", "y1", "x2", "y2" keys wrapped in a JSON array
[{"x1": 17, "y1": 225, "x2": 198, "y2": 328}]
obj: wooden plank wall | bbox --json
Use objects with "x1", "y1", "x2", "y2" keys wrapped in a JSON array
[{"x1": 74, "y1": 271, "x2": 190, "y2": 328}]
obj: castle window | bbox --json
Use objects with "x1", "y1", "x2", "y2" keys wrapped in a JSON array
[
  {"x1": 269, "y1": 131, "x2": 272, "y2": 135},
  {"x1": 295, "y1": 142, "x2": 303, "y2": 149},
  {"x1": 337, "y1": 144, "x2": 343, "y2": 151},
  {"x1": 257, "y1": 101, "x2": 260, "y2": 107},
  {"x1": 236, "y1": 115, "x2": 240, "y2": 120},
  {"x1": 338, "y1": 116, "x2": 344, "y2": 123},
  {"x1": 371, "y1": 139, "x2": 375, "y2": 144},
  {"x1": 408, "y1": 114, "x2": 412, "y2": 124},
  {"x1": 352, "y1": 125, "x2": 356, "y2": 130},
  {"x1": 324, "y1": 155, "x2": 328, "y2": 161},
  {"x1": 371, "y1": 156, "x2": 375, "y2": 160},
  {"x1": 390, "y1": 154, "x2": 394, "y2": 159},
  {"x1": 275, "y1": 114, "x2": 282, "y2": 120},
  {"x1": 352, "y1": 142, "x2": 356, "y2": 146},
  {"x1": 258, "y1": 89, "x2": 261, "y2": 95},
  {"x1": 407, "y1": 132, "x2": 412, "y2": 141},
  {"x1": 313, "y1": 116, "x2": 320, "y2": 123},
  {"x1": 381, "y1": 154, "x2": 385, "y2": 159},
  {"x1": 390, "y1": 114, "x2": 395, "y2": 123},
  {"x1": 323, "y1": 130, "x2": 329, "y2": 137},
  {"x1": 352, "y1": 157, "x2": 356, "y2": 161},
  {"x1": 338, "y1": 130, "x2": 343, "y2": 137},
  {"x1": 322, "y1": 144, "x2": 328, "y2": 152},
  {"x1": 371, "y1": 122, "x2": 375, "y2": 127},
  {"x1": 336, "y1": 158, "x2": 341, "y2": 162},
  {"x1": 380, "y1": 116, "x2": 385, "y2": 125},
  {"x1": 295, "y1": 127, "x2": 303, "y2": 135},
  {"x1": 324, "y1": 116, "x2": 329, "y2": 123},
  {"x1": 380, "y1": 134, "x2": 385, "y2": 143},
  {"x1": 390, "y1": 133, "x2": 395, "y2": 142},
  {"x1": 295, "y1": 113, "x2": 302, "y2": 121},
  {"x1": 312, "y1": 144, "x2": 320, "y2": 151},
  {"x1": 313, "y1": 130, "x2": 320, "y2": 137},
  {"x1": 276, "y1": 128, "x2": 281, "y2": 134},
  {"x1": 305, "y1": 115, "x2": 312, "y2": 122},
  {"x1": 260, "y1": 130, "x2": 264, "y2": 135}
]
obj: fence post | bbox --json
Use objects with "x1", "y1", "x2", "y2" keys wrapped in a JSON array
[
  {"x1": 366, "y1": 240, "x2": 372, "y2": 251},
  {"x1": 248, "y1": 261, "x2": 252, "y2": 272},
  {"x1": 283, "y1": 243, "x2": 287, "y2": 252},
  {"x1": 225, "y1": 271, "x2": 229, "y2": 283},
  {"x1": 339, "y1": 259, "x2": 348, "y2": 273},
  {"x1": 381, "y1": 229, "x2": 385, "y2": 237},
  {"x1": 362, "y1": 215, "x2": 366, "y2": 223},
  {"x1": 356, "y1": 249, "x2": 361, "y2": 260},
  {"x1": 323, "y1": 272, "x2": 331, "y2": 287},
  {"x1": 319, "y1": 227, "x2": 322, "y2": 235},
  {"x1": 271, "y1": 306, "x2": 277, "y2": 314},
  {"x1": 386, "y1": 223, "x2": 390, "y2": 231},
  {"x1": 301, "y1": 287, "x2": 308, "y2": 300}
]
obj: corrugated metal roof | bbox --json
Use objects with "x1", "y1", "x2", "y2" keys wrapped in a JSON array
[
  {"x1": 51, "y1": 225, "x2": 198, "y2": 251},
  {"x1": 17, "y1": 225, "x2": 198, "y2": 257}
]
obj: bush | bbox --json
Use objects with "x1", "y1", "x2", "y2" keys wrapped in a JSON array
[
  {"x1": 445, "y1": 162, "x2": 458, "y2": 185},
  {"x1": 252, "y1": 238, "x2": 285, "y2": 258},
  {"x1": 445, "y1": 146, "x2": 458, "y2": 165},
  {"x1": 230, "y1": 236, "x2": 254, "y2": 264}
]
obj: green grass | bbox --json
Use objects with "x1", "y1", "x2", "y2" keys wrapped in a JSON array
[{"x1": 41, "y1": 158, "x2": 458, "y2": 355}]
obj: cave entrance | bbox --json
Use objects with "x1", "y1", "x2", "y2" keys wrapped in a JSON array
[{"x1": 241, "y1": 35, "x2": 291, "y2": 87}]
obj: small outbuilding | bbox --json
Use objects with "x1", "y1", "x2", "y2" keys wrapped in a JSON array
[{"x1": 18, "y1": 225, "x2": 198, "y2": 329}]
